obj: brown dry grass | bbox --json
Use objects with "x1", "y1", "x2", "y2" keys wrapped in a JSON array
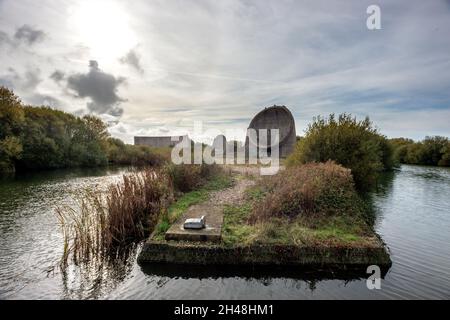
[
  {"x1": 56, "y1": 167, "x2": 173, "y2": 266},
  {"x1": 249, "y1": 161, "x2": 364, "y2": 223},
  {"x1": 56, "y1": 164, "x2": 225, "y2": 267}
]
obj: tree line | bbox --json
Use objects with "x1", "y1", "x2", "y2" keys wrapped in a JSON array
[
  {"x1": 2, "y1": 86, "x2": 448, "y2": 180},
  {"x1": 389, "y1": 136, "x2": 450, "y2": 167},
  {"x1": 288, "y1": 113, "x2": 449, "y2": 191},
  {"x1": 0, "y1": 87, "x2": 167, "y2": 174}
]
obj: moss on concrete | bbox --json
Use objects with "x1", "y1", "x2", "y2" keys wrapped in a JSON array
[{"x1": 138, "y1": 240, "x2": 391, "y2": 267}]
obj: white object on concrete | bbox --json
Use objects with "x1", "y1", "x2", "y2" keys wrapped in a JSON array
[{"x1": 183, "y1": 215, "x2": 206, "y2": 230}]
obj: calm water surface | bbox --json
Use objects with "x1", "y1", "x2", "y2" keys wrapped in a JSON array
[{"x1": 0, "y1": 165, "x2": 449, "y2": 299}]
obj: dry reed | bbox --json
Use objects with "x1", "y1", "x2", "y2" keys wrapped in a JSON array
[{"x1": 56, "y1": 167, "x2": 173, "y2": 266}]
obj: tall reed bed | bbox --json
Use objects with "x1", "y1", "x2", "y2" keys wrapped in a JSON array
[
  {"x1": 56, "y1": 167, "x2": 173, "y2": 266},
  {"x1": 56, "y1": 163, "x2": 222, "y2": 267}
]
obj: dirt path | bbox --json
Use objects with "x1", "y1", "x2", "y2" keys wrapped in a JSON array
[
  {"x1": 165, "y1": 172, "x2": 255, "y2": 242},
  {"x1": 208, "y1": 176, "x2": 255, "y2": 206}
]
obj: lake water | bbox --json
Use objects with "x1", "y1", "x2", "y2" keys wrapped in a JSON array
[{"x1": 0, "y1": 165, "x2": 449, "y2": 299}]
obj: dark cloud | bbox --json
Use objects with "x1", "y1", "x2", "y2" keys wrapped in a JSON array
[
  {"x1": 120, "y1": 49, "x2": 144, "y2": 74},
  {"x1": 0, "y1": 67, "x2": 59, "y2": 107},
  {"x1": 0, "y1": 30, "x2": 13, "y2": 47},
  {"x1": 50, "y1": 70, "x2": 65, "y2": 82},
  {"x1": 67, "y1": 60, "x2": 126, "y2": 117},
  {"x1": 22, "y1": 68, "x2": 41, "y2": 90},
  {"x1": 14, "y1": 24, "x2": 45, "y2": 45}
]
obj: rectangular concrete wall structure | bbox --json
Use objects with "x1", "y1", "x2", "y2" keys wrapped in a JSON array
[{"x1": 134, "y1": 135, "x2": 188, "y2": 148}]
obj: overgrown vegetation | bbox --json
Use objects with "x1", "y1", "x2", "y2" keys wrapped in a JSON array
[
  {"x1": 56, "y1": 167, "x2": 173, "y2": 265},
  {"x1": 249, "y1": 161, "x2": 365, "y2": 223},
  {"x1": 56, "y1": 163, "x2": 230, "y2": 265},
  {"x1": 222, "y1": 205, "x2": 375, "y2": 247},
  {"x1": 153, "y1": 172, "x2": 233, "y2": 240},
  {"x1": 0, "y1": 87, "x2": 169, "y2": 173},
  {"x1": 222, "y1": 162, "x2": 375, "y2": 248},
  {"x1": 390, "y1": 136, "x2": 450, "y2": 167},
  {"x1": 166, "y1": 162, "x2": 223, "y2": 193},
  {"x1": 287, "y1": 113, "x2": 395, "y2": 190}
]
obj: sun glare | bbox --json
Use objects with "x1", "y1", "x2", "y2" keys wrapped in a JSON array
[{"x1": 68, "y1": 0, "x2": 137, "y2": 61}]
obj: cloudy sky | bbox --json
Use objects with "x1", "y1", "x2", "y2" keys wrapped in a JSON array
[{"x1": 1, "y1": 0, "x2": 449, "y2": 143}]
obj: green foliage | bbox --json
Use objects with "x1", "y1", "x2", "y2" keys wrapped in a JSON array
[
  {"x1": 0, "y1": 136, "x2": 23, "y2": 172},
  {"x1": 389, "y1": 136, "x2": 450, "y2": 167},
  {"x1": 287, "y1": 113, "x2": 395, "y2": 189},
  {"x1": 0, "y1": 86, "x2": 169, "y2": 174},
  {"x1": 222, "y1": 203, "x2": 255, "y2": 246},
  {"x1": 0, "y1": 88, "x2": 25, "y2": 172},
  {"x1": 105, "y1": 138, "x2": 170, "y2": 166},
  {"x1": 0, "y1": 87, "x2": 25, "y2": 138},
  {"x1": 439, "y1": 143, "x2": 450, "y2": 167}
]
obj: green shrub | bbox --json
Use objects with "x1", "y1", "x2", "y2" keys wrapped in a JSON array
[
  {"x1": 287, "y1": 113, "x2": 394, "y2": 189},
  {"x1": 389, "y1": 136, "x2": 450, "y2": 167}
]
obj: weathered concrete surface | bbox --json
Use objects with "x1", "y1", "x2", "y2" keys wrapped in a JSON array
[
  {"x1": 138, "y1": 240, "x2": 392, "y2": 268},
  {"x1": 165, "y1": 204, "x2": 223, "y2": 242},
  {"x1": 134, "y1": 135, "x2": 189, "y2": 148},
  {"x1": 245, "y1": 105, "x2": 296, "y2": 158}
]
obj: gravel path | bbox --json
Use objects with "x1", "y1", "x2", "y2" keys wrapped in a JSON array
[{"x1": 208, "y1": 176, "x2": 255, "y2": 206}]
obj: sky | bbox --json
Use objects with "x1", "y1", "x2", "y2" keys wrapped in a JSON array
[{"x1": 0, "y1": 0, "x2": 449, "y2": 144}]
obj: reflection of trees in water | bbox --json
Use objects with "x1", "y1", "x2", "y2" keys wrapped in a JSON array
[
  {"x1": 360, "y1": 169, "x2": 397, "y2": 228},
  {"x1": 375, "y1": 170, "x2": 397, "y2": 196},
  {"x1": 60, "y1": 244, "x2": 139, "y2": 299}
]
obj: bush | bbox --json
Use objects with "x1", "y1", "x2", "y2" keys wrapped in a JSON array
[
  {"x1": 287, "y1": 113, "x2": 394, "y2": 190},
  {"x1": 249, "y1": 161, "x2": 365, "y2": 223},
  {"x1": 165, "y1": 163, "x2": 221, "y2": 192},
  {"x1": 106, "y1": 138, "x2": 170, "y2": 166}
]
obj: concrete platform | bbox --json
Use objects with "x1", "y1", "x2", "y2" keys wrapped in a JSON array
[
  {"x1": 165, "y1": 204, "x2": 223, "y2": 242},
  {"x1": 138, "y1": 241, "x2": 392, "y2": 269}
]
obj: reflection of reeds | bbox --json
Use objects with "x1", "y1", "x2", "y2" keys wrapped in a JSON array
[{"x1": 56, "y1": 167, "x2": 174, "y2": 267}]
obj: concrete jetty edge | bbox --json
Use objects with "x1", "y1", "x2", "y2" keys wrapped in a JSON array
[{"x1": 137, "y1": 239, "x2": 392, "y2": 268}]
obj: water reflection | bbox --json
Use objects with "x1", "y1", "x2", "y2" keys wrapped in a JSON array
[
  {"x1": 60, "y1": 245, "x2": 139, "y2": 300},
  {"x1": 1, "y1": 165, "x2": 450, "y2": 299},
  {"x1": 140, "y1": 263, "x2": 390, "y2": 288}
]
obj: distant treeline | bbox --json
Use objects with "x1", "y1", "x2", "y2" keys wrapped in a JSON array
[
  {"x1": 288, "y1": 114, "x2": 449, "y2": 191},
  {"x1": 0, "y1": 87, "x2": 168, "y2": 174},
  {"x1": 390, "y1": 136, "x2": 450, "y2": 167},
  {"x1": 2, "y1": 86, "x2": 449, "y2": 178}
]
